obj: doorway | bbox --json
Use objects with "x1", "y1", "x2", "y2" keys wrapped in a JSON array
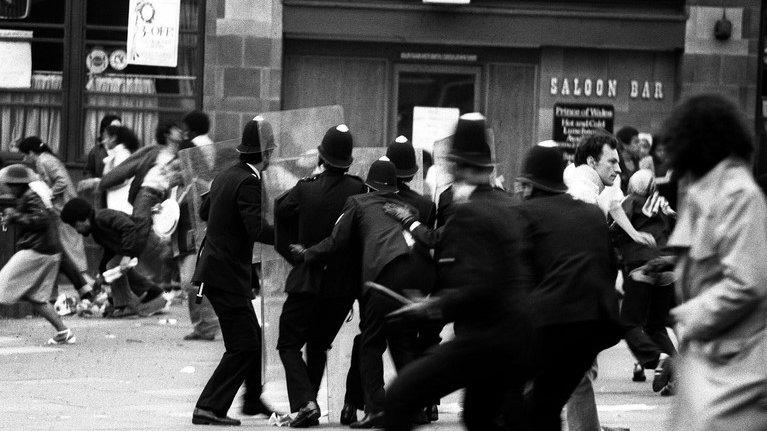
[{"x1": 394, "y1": 64, "x2": 481, "y2": 141}]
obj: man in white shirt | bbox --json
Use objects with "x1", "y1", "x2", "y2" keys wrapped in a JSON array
[
  {"x1": 561, "y1": 133, "x2": 651, "y2": 431},
  {"x1": 564, "y1": 136, "x2": 655, "y2": 246}
]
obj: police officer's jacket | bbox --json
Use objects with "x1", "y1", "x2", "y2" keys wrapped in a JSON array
[{"x1": 275, "y1": 170, "x2": 365, "y2": 297}]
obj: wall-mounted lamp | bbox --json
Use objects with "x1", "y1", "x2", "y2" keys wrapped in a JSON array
[{"x1": 714, "y1": 7, "x2": 732, "y2": 41}]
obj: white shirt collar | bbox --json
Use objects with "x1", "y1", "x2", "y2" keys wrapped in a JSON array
[{"x1": 245, "y1": 163, "x2": 261, "y2": 179}]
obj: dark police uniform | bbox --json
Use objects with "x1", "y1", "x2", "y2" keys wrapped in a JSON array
[
  {"x1": 193, "y1": 161, "x2": 274, "y2": 417},
  {"x1": 275, "y1": 170, "x2": 366, "y2": 413},
  {"x1": 343, "y1": 181, "x2": 437, "y2": 413},
  {"x1": 515, "y1": 192, "x2": 622, "y2": 431},
  {"x1": 385, "y1": 185, "x2": 533, "y2": 431},
  {"x1": 304, "y1": 191, "x2": 428, "y2": 417}
]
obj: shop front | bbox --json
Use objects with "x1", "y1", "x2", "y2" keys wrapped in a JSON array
[{"x1": 282, "y1": 0, "x2": 686, "y2": 186}]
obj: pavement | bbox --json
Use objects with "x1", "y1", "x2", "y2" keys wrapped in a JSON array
[{"x1": 0, "y1": 299, "x2": 673, "y2": 431}]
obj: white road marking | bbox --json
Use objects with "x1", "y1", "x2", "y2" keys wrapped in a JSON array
[
  {"x1": 0, "y1": 346, "x2": 62, "y2": 355},
  {"x1": 598, "y1": 404, "x2": 657, "y2": 412}
]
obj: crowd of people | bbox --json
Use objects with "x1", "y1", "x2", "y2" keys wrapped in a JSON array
[
  {"x1": 1, "y1": 92, "x2": 766, "y2": 431},
  {"x1": 0, "y1": 110, "x2": 220, "y2": 340}
]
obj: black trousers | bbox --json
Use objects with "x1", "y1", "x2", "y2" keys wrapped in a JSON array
[
  {"x1": 385, "y1": 332, "x2": 531, "y2": 431},
  {"x1": 277, "y1": 292, "x2": 354, "y2": 411},
  {"x1": 525, "y1": 321, "x2": 617, "y2": 431},
  {"x1": 621, "y1": 267, "x2": 677, "y2": 368},
  {"x1": 344, "y1": 321, "x2": 444, "y2": 411},
  {"x1": 196, "y1": 289, "x2": 263, "y2": 416},
  {"x1": 358, "y1": 254, "x2": 432, "y2": 414},
  {"x1": 344, "y1": 333, "x2": 365, "y2": 409}
]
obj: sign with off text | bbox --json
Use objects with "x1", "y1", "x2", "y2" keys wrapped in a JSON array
[{"x1": 127, "y1": 0, "x2": 180, "y2": 67}]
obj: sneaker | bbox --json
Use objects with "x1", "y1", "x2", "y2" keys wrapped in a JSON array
[
  {"x1": 652, "y1": 353, "x2": 673, "y2": 392},
  {"x1": 46, "y1": 329, "x2": 76, "y2": 345},
  {"x1": 632, "y1": 362, "x2": 646, "y2": 382}
]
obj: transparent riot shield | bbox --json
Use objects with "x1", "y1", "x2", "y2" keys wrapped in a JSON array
[
  {"x1": 256, "y1": 106, "x2": 424, "y2": 417},
  {"x1": 257, "y1": 106, "x2": 344, "y2": 415},
  {"x1": 177, "y1": 138, "x2": 240, "y2": 252}
]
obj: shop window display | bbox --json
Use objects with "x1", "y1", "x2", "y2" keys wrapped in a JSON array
[{"x1": 0, "y1": 0, "x2": 203, "y2": 161}]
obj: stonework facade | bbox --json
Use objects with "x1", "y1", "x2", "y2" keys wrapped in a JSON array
[
  {"x1": 202, "y1": 0, "x2": 282, "y2": 142},
  {"x1": 682, "y1": 0, "x2": 762, "y2": 125}
]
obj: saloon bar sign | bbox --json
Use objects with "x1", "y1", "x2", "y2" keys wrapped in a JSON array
[
  {"x1": 550, "y1": 77, "x2": 664, "y2": 100},
  {"x1": 553, "y1": 103, "x2": 614, "y2": 147}
]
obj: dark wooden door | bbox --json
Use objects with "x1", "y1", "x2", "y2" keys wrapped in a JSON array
[
  {"x1": 485, "y1": 63, "x2": 538, "y2": 189},
  {"x1": 283, "y1": 54, "x2": 389, "y2": 148}
]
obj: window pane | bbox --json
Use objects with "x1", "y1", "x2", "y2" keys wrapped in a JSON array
[
  {"x1": 9, "y1": 0, "x2": 66, "y2": 24},
  {"x1": 80, "y1": 0, "x2": 202, "y2": 157},
  {"x1": 397, "y1": 72, "x2": 475, "y2": 139},
  {"x1": 0, "y1": 73, "x2": 62, "y2": 152}
]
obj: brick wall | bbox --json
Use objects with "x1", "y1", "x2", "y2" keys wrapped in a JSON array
[
  {"x1": 202, "y1": 0, "x2": 282, "y2": 141},
  {"x1": 682, "y1": 1, "x2": 762, "y2": 125}
]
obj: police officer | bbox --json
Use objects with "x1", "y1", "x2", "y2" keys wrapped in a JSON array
[
  {"x1": 275, "y1": 125, "x2": 366, "y2": 428},
  {"x1": 383, "y1": 114, "x2": 533, "y2": 431},
  {"x1": 292, "y1": 158, "x2": 427, "y2": 429},
  {"x1": 191, "y1": 117, "x2": 276, "y2": 426},
  {"x1": 341, "y1": 136, "x2": 439, "y2": 425},
  {"x1": 386, "y1": 136, "x2": 440, "y2": 422}
]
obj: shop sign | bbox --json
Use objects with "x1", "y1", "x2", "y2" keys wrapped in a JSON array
[
  {"x1": 0, "y1": 29, "x2": 32, "y2": 88},
  {"x1": 552, "y1": 103, "x2": 614, "y2": 147},
  {"x1": 401, "y1": 52, "x2": 478, "y2": 63},
  {"x1": 127, "y1": 0, "x2": 180, "y2": 67},
  {"x1": 550, "y1": 77, "x2": 664, "y2": 100}
]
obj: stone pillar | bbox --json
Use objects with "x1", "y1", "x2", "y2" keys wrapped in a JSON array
[
  {"x1": 681, "y1": 2, "x2": 762, "y2": 125},
  {"x1": 203, "y1": 0, "x2": 282, "y2": 141}
]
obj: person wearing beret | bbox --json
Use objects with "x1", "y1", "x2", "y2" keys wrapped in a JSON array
[
  {"x1": 274, "y1": 124, "x2": 366, "y2": 428},
  {"x1": 383, "y1": 113, "x2": 533, "y2": 431},
  {"x1": 191, "y1": 117, "x2": 277, "y2": 426}
]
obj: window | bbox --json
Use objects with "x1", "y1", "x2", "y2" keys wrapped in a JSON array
[
  {"x1": 0, "y1": 0, "x2": 65, "y2": 153},
  {"x1": 0, "y1": 0, "x2": 204, "y2": 163}
]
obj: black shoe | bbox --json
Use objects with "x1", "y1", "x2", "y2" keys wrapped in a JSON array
[
  {"x1": 290, "y1": 401, "x2": 320, "y2": 428},
  {"x1": 241, "y1": 398, "x2": 275, "y2": 416},
  {"x1": 340, "y1": 403, "x2": 358, "y2": 426},
  {"x1": 350, "y1": 412, "x2": 385, "y2": 429},
  {"x1": 192, "y1": 407, "x2": 241, "y2": 426},
  {"x1": 183, "y1": 332, "x2": 215, "y2": 341},
  {"x1": 659, "y1": 380, "x2": 676, "y2": 396},
  {"x1": 428, "y1": 404, "x2": 438, "y2": 422},
  {"x1": 411, "y1": 409, "x2": 429, "y2": 425},
  {"x1": 652, "y1": 354, "x2": 673, "y2": 393},
  {"x1": 632, "y1": 362, "x2": 646, "y2": 382}
]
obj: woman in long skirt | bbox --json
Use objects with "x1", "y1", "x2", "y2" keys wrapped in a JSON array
[{"x1": 0, "y1": 164, "x2": 75, "y2": 344}]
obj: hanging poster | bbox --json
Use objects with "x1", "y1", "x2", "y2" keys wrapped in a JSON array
[
  {"x1": 412, "y1": 106, "x2": 460, "y2": 153},
  {"x1": 0, "y1": 29, "x2": 32, "y2": 88},
  {"x1": 127, "y1": 0, "x2": 180, "y2": 67},
  {"x1": 552, "y1": 103, "x2": 614, "y2": 148}
]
